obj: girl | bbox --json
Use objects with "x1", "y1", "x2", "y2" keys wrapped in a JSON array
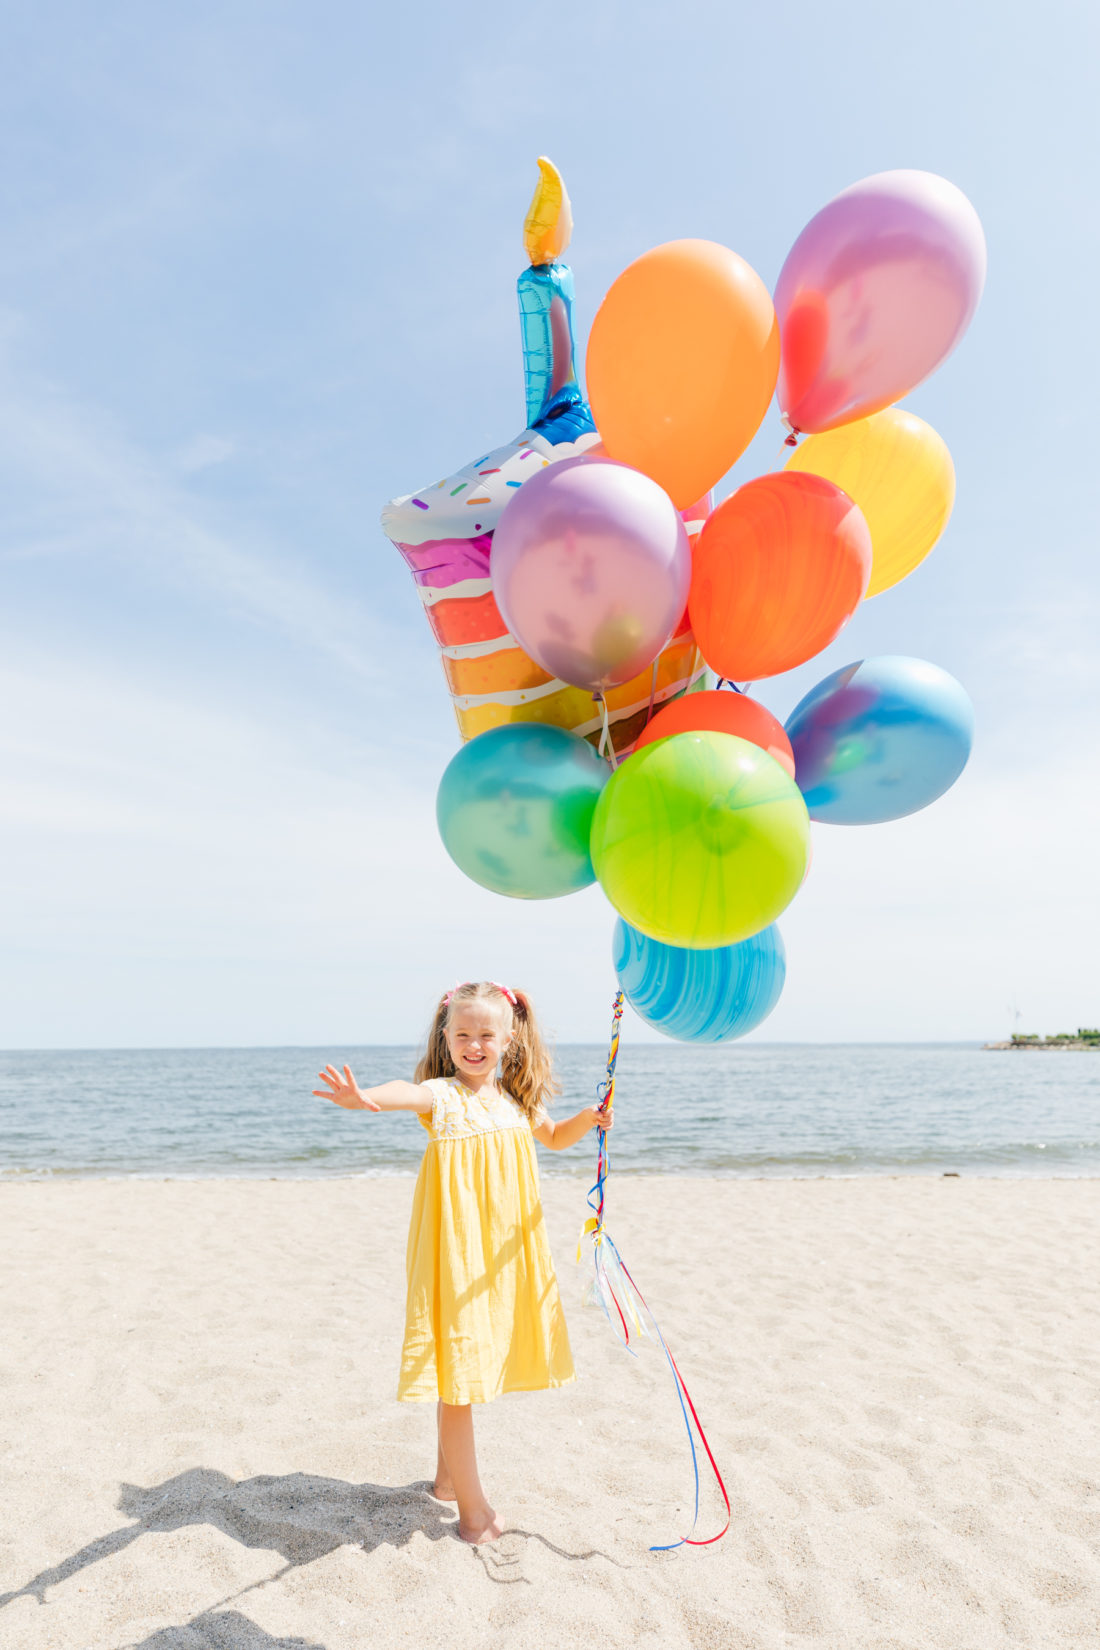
[{"x1": 314, "y1": 980, "x2": 610, "y2": 1545}]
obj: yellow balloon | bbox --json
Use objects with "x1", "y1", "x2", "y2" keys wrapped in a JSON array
[{"x1": 786, "y1": 407, "x2": 956, "y2": 597}]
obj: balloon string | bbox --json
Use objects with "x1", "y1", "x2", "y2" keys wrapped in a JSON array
[
  {"x1": 643, "y1": 659, "x2": 659, "y2": 728},
  {"x1": 580, "y1": 993, "x2": 730, "y2": 1550},
  {"x1": 614, "y1": 1244, "x2": 732, "y2": 1550},
  {"x1": 594, "y1": 693, "x2": 619, "y2": 769},
  {"x1": 587, "y1": 992, "x2": 624, "y2": 1244}
]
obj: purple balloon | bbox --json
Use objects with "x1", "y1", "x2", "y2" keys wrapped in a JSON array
[
  {"x1": 491, "y1": 455, "x2": 691, "y2": 691},
  {"x1": 775, "y1": 170, "x2": 987, "y2": 435}
]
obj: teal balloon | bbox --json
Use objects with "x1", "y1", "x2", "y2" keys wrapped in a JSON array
[
  {"x1": 437, "y1": 723, "x2": 608, "y2": 899},
  {"x1": 613, "y1": 918, "x2": 786, "y2": 1042}
]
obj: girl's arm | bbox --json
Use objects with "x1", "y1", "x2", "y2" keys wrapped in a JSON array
[
  {"x1": 313, "y1": 1064, "x2": 433, "y2": 1115},
  {"x1": 532, "y1": 1106, "x2": 613, "y2": 1151}
]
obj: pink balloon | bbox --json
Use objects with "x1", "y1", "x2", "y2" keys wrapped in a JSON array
[
  {"x1": 775, "y1": 170, "x2": 987, "y2": 435},
  {"x1": 491, "y1": 456, "x2": 691, "y2": 691}
]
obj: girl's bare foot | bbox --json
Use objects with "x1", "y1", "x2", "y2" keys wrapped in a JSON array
[
  {"x1": 457, "y1": 1505, "x2": 505, "y2": 1545},
  {"x1": 430, "y1": 1478, "x2": 457, "y2": 1502}
]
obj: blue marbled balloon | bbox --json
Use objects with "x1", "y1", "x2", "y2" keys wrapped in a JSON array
[
  {"x1": 785, "y1": 655, "x2": 974, "y2": 825},
  {"x1": 613, "y1": 919, "x2": 786, "y2": 1043}
]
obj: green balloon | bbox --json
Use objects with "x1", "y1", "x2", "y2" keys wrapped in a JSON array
[
  {"x1": 590, "y1": 731, "x2": 810, "y2": 947},
  {"x1": 437, "y1": 722, "x2": 608, "y2": 900}
]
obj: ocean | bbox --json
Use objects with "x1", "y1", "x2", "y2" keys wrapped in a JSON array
[{"x1": 1, "y1": 1043, "x2": 1098, "y2": 1181}]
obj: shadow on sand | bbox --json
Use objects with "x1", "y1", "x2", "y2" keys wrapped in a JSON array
[
  {"x1": 0, "y1": 1467, "x2": 457, "y2": 1614},
  {"x1": 1, "y1": 1465, "x2": 620, "y2": 1639},
  {"x1": 129, "y1": 1611, "x2": 328, "y2": 1648}
]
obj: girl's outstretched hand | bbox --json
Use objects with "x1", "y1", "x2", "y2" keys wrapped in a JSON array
[
  {"x1": 533, "y1": 1102, "x2": 614, "y2": 1151},
  {"x1": 313, "y1": 1064, "x2": 379, "y2": 1111}
]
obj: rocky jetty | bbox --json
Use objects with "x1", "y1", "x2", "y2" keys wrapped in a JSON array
[{"x1": 984, "y1": 1029, "x2": 1099, "y2": 1050}]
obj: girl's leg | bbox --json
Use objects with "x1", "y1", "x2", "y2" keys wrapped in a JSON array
[
  {"x1": 433, "y1": 1400, "x2": 456, "y2": 1500},
  {"x1": 437, "y1": 1400, "x2": 504, "y2": 1544}
]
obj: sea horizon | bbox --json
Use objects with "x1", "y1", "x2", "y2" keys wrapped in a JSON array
[
  {"x1": 3, "y1": 1042, "x2": 1097, "y2": 1183},
  {"x1": 1, "y1": 1037, "x2": 995, "y2": 1053}
]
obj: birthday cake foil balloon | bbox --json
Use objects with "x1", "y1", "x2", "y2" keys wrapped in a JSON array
[{"x1": 380, "y1": 158, "x2": 708, "y2": 757}]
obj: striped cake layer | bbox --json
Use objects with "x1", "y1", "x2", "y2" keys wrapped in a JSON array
[
  {"x1": 382, "y1": 424, "x2": 711, "y2": 755},
  {"x1": 453, "y1": 632, "x2": 704, "y2": 749}
]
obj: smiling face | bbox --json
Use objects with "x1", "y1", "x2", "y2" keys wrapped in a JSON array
[{"x1": 444, "y1": 997, "x2": 513, "y2": 1087}]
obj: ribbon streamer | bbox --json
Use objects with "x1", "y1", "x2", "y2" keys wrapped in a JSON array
[{"x1": 578, "y1": 992, "x2": 730, "y2": 1550}]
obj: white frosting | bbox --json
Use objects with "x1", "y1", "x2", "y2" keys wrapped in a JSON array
[
  {"x1": 417, "y1": 577, "x2": 492, "y2": 606},
  {"x1": 380, "y1": 427, "x2": 601, "y2": 548}
]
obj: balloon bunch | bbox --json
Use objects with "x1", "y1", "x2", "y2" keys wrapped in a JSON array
[{"x1": 381, "y1": 161, "x2": 984, "y2": 1043}]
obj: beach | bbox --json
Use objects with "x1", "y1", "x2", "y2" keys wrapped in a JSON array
[{"x1": 2, "y1": 1175, "x2": 1098, "y2": 1649}]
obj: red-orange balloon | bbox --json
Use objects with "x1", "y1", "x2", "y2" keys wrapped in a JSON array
[
  {"x1": 633, "y1": 689, "x2": 795, "y2": 778},
  {"x1": 689, "y1": 472, "x2": 872, "y2": 681}
]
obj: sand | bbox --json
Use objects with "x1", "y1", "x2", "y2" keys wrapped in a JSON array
[{"x1": 1, "y1": 1175, "x2": 1099, "y2": 1650}]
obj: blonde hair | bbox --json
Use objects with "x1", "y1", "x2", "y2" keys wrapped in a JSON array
[{"x1": 414, "y1": 981, "x2": 557, "y2": 1123}]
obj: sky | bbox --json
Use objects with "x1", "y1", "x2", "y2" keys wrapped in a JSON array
[{"x1": 0, "y1": 1, "x2": 1097, "y2": 1048}]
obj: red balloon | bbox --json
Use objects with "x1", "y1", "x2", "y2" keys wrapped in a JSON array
[
  {"x1": 779, "y1": 290, "x2": 830, "y2": 423},
  {"x1": 633, "y1": 689, "x2": 795, "y2": 778},
  {"x1": 688, "y1": 472, "x2": 871, "y2": 681}
]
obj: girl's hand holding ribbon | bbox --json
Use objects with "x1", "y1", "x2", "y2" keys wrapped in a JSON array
[{"x1": 313, "y1": 1064, "x2": 381, "y2": 1111}]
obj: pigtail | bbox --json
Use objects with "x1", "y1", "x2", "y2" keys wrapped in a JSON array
[
  {"x1": 414, "y1": 995, "x2": 457, "y2": 1083},
  {"x1": 500, "y1": 988, "x2": 558, "y2": 1123}
]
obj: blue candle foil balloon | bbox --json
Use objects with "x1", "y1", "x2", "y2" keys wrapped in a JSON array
[
  {"x1": 517, "y1": 261, "x2": 595, "y2": 445},
  {"x1": 613, "y1": 918, "x2": 786, "y2": 1043},
  {"x1": 785, "y1": 655, "x2": 974, "y2": 825},
  {"x1": 437, "y1": 723, "x2": 608, "y2": 899}
]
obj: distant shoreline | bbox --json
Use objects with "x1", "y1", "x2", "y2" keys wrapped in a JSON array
[{"x1": 984, "y1": 1039, "x2": 1099, "y2": 1051}]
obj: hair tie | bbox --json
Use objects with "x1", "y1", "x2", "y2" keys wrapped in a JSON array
[{"x1": 442, "y1": 980, "x2": 517, "y2": 1010}]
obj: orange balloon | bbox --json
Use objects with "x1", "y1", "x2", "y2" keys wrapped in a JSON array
[
  {"x1": 689, "y1": 472, "x2": 872, "y2": 680},
  {"x1": 586, "y1": 240, "x2": 780, "y2": 510},
  {"x1": 634, "y1": 689, "x2": 795, "y2": 778}
]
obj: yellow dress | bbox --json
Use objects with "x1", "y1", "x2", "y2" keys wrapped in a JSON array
[{"x1": 397, "y1": 1076, "x2": 576, "y2": 1405}]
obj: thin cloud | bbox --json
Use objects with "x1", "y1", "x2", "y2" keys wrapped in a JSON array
[
  {"x1": 0, "y1": 342, "x2": 386, "y2": 684},
  {"x1": 172, "y1": 434, "x2": 236, "y2": 475}
]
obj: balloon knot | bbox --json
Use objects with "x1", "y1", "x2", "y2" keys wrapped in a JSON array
[{"x1": 783, "y1": 431, "x2": 800, "y2": 447}]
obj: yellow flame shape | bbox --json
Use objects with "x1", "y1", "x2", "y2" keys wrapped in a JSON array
[{"x1": 523, "y1": 156, "x2": 573, "y2": 265}]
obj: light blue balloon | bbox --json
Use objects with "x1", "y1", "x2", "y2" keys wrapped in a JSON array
[
  {"x1": 437, "y1": 723, "x2": 608, "y2": 899},
  {"x1": 785, "y1": 655, "x2": 974, "y2": 825},
  {"x1": 613, "y1": 918, "x2": 786, "y2": 1043}
]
